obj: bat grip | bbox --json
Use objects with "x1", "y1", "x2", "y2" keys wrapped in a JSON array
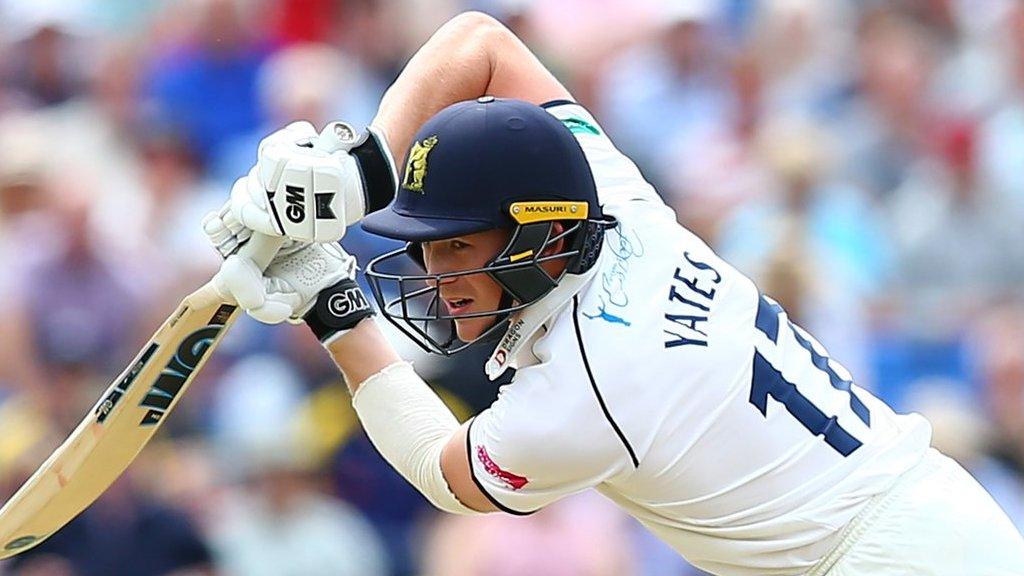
[{"x1": 233, "y1": 121, "x2": 356, "y2": 271}]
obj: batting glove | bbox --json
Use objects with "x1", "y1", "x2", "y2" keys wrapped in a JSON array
[
  {"x1": 203, "y1": 205, "x2": 375, "y2": 344},
  {"x1": 231, "y1": 120, "x2": 397, "y2": 243}
]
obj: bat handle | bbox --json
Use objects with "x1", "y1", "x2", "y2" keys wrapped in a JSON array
[{"x1": 234, "y1": 121, "x2": 357, "y2": 271}]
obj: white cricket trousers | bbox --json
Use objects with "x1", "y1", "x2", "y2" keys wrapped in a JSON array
[{"x1": 809, "y1": 448, "x2": 1024, "y2": 575}]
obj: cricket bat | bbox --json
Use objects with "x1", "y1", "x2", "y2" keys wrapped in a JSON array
[{"x1": 0, "y1": 122, "x2": 355, "y2": 558}]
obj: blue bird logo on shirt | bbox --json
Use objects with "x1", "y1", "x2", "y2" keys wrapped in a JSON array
[{"x1": 583, "y1": 296, "x2": 631, "y2": 327}]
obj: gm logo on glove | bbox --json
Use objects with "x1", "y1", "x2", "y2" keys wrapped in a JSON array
[
  {"x1": 285, "y1": 185, "x2": 306, "y2": 223},
  {"x1": 329, "y1": 287, "x2": 371, "y2": 318}
]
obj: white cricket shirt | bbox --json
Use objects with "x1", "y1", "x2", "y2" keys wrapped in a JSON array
[{"x1": 466, "y1": 102, "x2": 932, "y2": 576}]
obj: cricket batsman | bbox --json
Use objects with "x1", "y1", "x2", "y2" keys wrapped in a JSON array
[{"x1": 202, "y1": 12, "x2": 1024, "y2": 575}]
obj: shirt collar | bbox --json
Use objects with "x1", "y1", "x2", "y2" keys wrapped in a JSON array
[{"x1": 484, "y1": 250, "x2": 604, "y2": 380}]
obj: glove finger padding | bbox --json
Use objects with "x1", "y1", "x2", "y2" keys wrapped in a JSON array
[
  {"x1": 211, "y1": 243, "x2": 357, "y2": 325},
  {"x1": 248, "y1": 289, "x2": 303, "y2": 325},
  {"x1": 205, "y1": 211, "x2": 374, "y2": 335},
  {"x1": 222, "y1": 202, "x2": 250, "y2": 240},
  {"x1": 243, "y1": 126, "x2": 362, "y2": 243},
  {"x1": 212, "y1": 255, "x2": 267, "y2": 310},
  {"x1": 202, "y1": 210, "x2": 236, "y2": 258},
  {"x1": 231, "y1": 169, "x2": 280, "y2": 238},
  {"x1": 206, "y1": 201, "x2": 281, "y2": 259},
  {"x1": 258, "y1": 121, "x2": 317, "y2": 159}
]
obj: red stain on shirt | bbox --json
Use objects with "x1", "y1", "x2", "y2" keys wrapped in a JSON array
[{"x1": 476, "y1": 445, "x2": 529, "y2": 491}]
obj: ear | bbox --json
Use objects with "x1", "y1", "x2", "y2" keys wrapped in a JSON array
[{"x1": 541, "y1": 222, "x2": 566, "y2": 256}]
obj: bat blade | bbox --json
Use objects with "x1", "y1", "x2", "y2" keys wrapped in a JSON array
[
  {"x1": 0, "y1": 121, "x2": 343, "y2": 558},
  {"x1": 0, "y1": 283, "x2": 238, "y2": 558}
]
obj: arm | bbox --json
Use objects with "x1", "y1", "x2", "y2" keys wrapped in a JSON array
[
  {"x1": 318, "y1": 12, "x2": 572, "y2": 514},
  {"x1": 325, "y1": 319, "x2": 498, "y2": 513},
  {"x1": 371, "y1": 11, "x2": 571, "y2": 165},
  {"x1": 337, "y1": 8, "x2": 570, "y2": 391},
  {"x1": 217, "y1": 12, "x2": 568, "y2": 515}
]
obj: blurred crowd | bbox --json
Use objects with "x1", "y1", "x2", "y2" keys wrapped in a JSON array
[{"x1": 0, "y1": 0, "x2": 1022, "y2": 574}]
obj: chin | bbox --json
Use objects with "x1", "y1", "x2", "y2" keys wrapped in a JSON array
[{"x1": 455, "y1": 318, "x2": 493, "y2": 342}]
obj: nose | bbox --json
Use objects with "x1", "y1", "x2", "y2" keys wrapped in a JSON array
[
  {"x1": 421, "y1": 243, "x2": 459, "y2": 285},
  {"x1": 425, "y1": 273, "x2": 457, "y2": 289}
]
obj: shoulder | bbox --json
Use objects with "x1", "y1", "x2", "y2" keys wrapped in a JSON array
[
  {"x1": 540, "y1": 101, "x2": 666, "y2": 210},
  {"x1": 574, "y1": 214, "x2": 761, "y2": 367}
]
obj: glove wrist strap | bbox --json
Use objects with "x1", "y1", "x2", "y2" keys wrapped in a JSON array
[
  {"x1": 304, "y1": 277, "x2": 376, "y2": 345},
  {"x1": 352, "y1": 127, "x2": 398, "y2": 216}
]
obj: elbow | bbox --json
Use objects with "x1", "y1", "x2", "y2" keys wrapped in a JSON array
[
  {"x1": 447, "y1": 10, "x2": 505, "y2": 34},
  {"x1": 445, "y1": 11, "x2": 514, "y2": 52}
]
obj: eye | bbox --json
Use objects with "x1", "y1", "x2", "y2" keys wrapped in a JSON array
[{"x1": 450, "y1": 239, "x2": 469, "y2": 250}]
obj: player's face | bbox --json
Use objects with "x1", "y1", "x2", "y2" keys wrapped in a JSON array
[{"x1": 422, "y1": 228, "x2": 511, "y2": 342}]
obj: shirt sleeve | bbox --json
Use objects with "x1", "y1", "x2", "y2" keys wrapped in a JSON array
[
  {"x1": 542, "y1": 100, "x2": 666, "y2": 210},
  {"x1": 466, "y1": 368, "x2": 627, "y2": 515}
]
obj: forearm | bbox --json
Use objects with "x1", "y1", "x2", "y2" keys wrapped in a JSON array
[
  {"x1": 327, "y1": 323, "x2": 481, "y2": 515},
  {"x1": 371, "y1": 11, "x2": 570, "y2": 164},
  {"x1": 325, "y1": 317, "x2": 403, "y2": 394}
]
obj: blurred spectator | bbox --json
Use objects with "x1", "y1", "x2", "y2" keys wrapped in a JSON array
[
  {"x1": 0, "y1": 113, "x2": 55, "y2": 247},
  {"x1": 209, "y1": 354, "x2": 309, "y2": 468},
  {"x1": 269, "y1": 0, "x2": 342, "y2": 45},
  {"x1": 0, "y1": 0, "x2": 96, "y2": 108},
  {"x1": 977, "y1": 305, "x2": 1024, "y2": 476},
  {"x1": 208, "y1": 355, "x2": 389, "y2": 576},
  {"x1": 598, "y1": 0, "x2": 731, "y2": 190},
  {"x1": 344, "y1": 0, "x2": 415, "y2": 81},
  {"x1": 749, "y1": 0, "x2": 855, "y2": 118},
  {"x1": 210, "y1": 457, "x2": 389, "y2": 576},
  {"x1": 659, "y1": 45, "x2": 769, "y2": 242},
  {"x1": 3, "y1": 474, "x2": 213, "y2": 576},
  {"x1": 506, "y1": 0, "x2": 654, "y2": 88},
  {"x1": 0, "y1": 156, "x2": 151, "y2": 413},
  {"x1": 19, "y1": 171, "x2": 142, "y2": 372},
  {"x1": 0, "y1": 113, "x2": 54, "y2": 394},
  {"x1": 143, "y1": 0, "x2": 272, "y2": 165},
  {"x1": 211, "y1": 41, "x2": 382, "y2": 183},
  {"x1": 887, "y1": 119, "x2": 1024, "y2": 338},
  {"x1": 979, "y1": 1, "x2": 1024, "y2": 220},
  {"x1": 89, "y1": 125, "x2": 224, "y2": 316},
  {"x1": 835, "y1": 10, "x2": 942, "y2": 199}
]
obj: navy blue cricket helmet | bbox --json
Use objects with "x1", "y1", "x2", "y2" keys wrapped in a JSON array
[{"x1": 362, "y1": 97, "x2": 616, "y2": 354}]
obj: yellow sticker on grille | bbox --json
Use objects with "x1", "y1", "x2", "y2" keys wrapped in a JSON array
[{"x1": 509, "y1": 249, "x2": 535, "y2": 262}]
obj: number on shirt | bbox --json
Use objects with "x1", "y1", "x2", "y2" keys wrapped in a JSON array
[{"x1": 750, "y1": 295, "x2": 870, "y2": 456}]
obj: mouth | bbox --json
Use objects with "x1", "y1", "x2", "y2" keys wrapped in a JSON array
[{"x1": 444, "y1": 297, "x2": 474, "y2": 316}]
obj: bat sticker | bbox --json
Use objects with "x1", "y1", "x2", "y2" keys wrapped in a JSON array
[
  {"x1": 137, "y1": 306, "x2": 234, "y2": 426},
  {"x1": 95, "y1": 343, "x2": 159, "y2": 424}
]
